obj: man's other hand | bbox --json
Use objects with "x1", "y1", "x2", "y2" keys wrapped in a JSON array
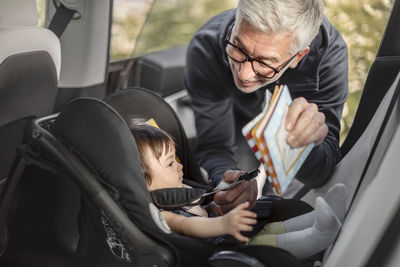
[
  {"x1": 214, "y1": 170, "x2": 258, "y2": 214},
  {"x1": 285, "y1": 97, "x2": 328, "y2": 148}
]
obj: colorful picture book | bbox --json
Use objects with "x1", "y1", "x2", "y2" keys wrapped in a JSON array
[{"x1": 242, "y1": 85, "x2": 314, "y2": 195}]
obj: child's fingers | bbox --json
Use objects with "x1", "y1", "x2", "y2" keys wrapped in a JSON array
[
  {"x1": 234, "y1": 232, "x2": 250, "y2": 243},
  {"x1": 236, "y1": 201, "x2": 250, "y2": 210},
  {"x1": 239, "y1": 223, "x2": 253, "y2": 232},
  {"x1": 240, "y1": 217, "x2": 258, "y2": 226},
  {"x1": 239, "y1": 210, "x2": 257, "y2": 218}
]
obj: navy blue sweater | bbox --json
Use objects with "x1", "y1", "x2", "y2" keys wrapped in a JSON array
[{"x1": 184, "y1": 9, "x2": 348, "y2": 186}]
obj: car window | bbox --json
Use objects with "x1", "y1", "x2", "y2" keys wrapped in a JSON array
[
  {"x1": 132, "y1": 0, "x2": 238, "y2": 57},
  {"x1": 110, "y1": 0, "x2": 393, "y2": 143},
  {"x1": 325, "y1": 0, "x2": 394, "y2": 143},
  {"x1": 110, "y1": 0, "x2": 154, "y2": 61},
  {"x1": 36, "y1": 0, "x2": 46, "y2": 27},
  {"x1": 110, "y1": 0, "x2": 238, "y2": 61}
]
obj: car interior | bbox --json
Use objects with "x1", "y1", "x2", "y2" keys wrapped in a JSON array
[{"x1": 0, "y1": 0, "x2": 400, "y2": 266}]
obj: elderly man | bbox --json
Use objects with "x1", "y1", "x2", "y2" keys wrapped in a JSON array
[{"x1": 184, "y1": 0, "x2": 348, "y2": 213}]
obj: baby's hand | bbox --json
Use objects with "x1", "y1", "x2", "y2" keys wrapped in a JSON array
[{"x1": 222, "y1": 201, "x2": 257, "y2": 242}]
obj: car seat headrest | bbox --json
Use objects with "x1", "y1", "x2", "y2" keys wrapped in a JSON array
[
  {"x1": 0, "y1": 0, "x2": 61, "y2": 78},
  {"x1": 0, "y1": 0, "x2": 38, "y2": 28},
  {"x1": 51, "y1": 97, "x2": 171, "y2": 235}
]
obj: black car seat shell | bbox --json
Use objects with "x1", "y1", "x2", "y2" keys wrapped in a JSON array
[{"x1": 23, "y1": 96, "x2": 314, "y2": 266}]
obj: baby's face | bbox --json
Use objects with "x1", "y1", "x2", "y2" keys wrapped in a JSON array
[{"x1": 145, "y1": 145, "x2": 184, "y2": 191}]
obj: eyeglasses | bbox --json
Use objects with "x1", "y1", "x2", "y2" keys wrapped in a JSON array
[{"x1": 224, "y1": 24, "x2": 298, "y2": 79}]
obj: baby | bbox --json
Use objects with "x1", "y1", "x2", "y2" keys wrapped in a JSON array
[{"x1": 129, "y1": 120, "x2": 346, "y2": 260}]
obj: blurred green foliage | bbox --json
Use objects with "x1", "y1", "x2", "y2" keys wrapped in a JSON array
[
  {"x1": 133, "y1": 0, "x2": 237, "y2": 57},
  {"x1": 325, "y1": 0, "x2": 393, "y2": 143},
  {"x1": 36, "y1": 0, "x2": 46, "y2": 27}
]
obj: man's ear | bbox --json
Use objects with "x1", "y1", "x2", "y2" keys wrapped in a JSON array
[{"x1": 290, "y1": 46, "x2": 310, "y2": 68}]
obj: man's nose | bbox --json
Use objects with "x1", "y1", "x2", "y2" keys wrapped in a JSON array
[{"x1": 237, "y1": 60, "x2": 257, "y2": 81}]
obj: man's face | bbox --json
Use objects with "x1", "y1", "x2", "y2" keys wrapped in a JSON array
[{"x1": 228, "y1": 20, "x2": 303, "y2": 94}]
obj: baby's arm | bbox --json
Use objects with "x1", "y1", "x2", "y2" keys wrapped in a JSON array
[{"x1": 161, "y1": 202, "x2": 257, "y2": 242}]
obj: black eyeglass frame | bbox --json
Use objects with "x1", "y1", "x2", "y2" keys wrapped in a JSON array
[{"x1": 224, "y1": 23, "x2": 298, "y2": 79}]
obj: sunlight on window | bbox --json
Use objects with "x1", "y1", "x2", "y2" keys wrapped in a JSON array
[{"x1": 36, "y1": 0, "x2": 46, "y2": 27}]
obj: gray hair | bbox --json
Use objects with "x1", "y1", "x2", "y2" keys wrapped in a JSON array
[{"x1": 235, "y1": 0, "x2": 324, "y2": 54}]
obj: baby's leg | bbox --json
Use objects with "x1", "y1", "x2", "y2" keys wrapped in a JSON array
[
  {"x1": 283, "y1": 183, "x2": 346, "y2": 232},
  {"x1": 257, "y1": 212, "x2": 315, "y2": 235},
  {"x1": 276, "y1": 197, "x2": 342, "y2": 260}
]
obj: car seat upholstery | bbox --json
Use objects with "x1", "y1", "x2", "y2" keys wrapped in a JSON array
[
  {"x1": 21, "y1": 97, "x2": 314, "y2": 267},
  {"x1": 302, "y1": 54, "x2": 400, "y2": 267},
  {"x1": 303, "y1": 71, "x2": 400, "y2": 203},
  {"x1": 0, "y1": 0, "x2": 60, "y2": 193},
  {"x1": 325, "y1": 73, "x2": 400, "y2": 267},
  {"x1": 41, "y1": 98, "x2": 214, "y2": 267},
  {"x1": 0, "y1": 0, "x2": 61, "y2": 259}
]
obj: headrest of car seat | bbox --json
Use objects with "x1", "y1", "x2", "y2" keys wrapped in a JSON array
[
  {"x1": 0, "y1": 0, "x2": 61, "y2": 78},
  {"x1": 51, "y1": 97, "x2": 171, "y2": 235},
  {"x1": 106, "y1": 88, "x2": 204, "y2": 183},
  {"x1": 0, "y1": 0, "x2": 38, "y2": 27}
]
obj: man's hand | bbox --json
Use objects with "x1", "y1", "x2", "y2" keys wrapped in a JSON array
[
  {"x1": 214, "y1": 170, "x2": 258, "y2": 214},
  {"x1": 285, "y1": 97, "x2": 328, "y2": 148}
]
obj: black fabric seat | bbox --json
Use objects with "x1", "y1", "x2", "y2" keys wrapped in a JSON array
[{"x1": 21, "y1": 97, "x2": 317, "y2": 267}]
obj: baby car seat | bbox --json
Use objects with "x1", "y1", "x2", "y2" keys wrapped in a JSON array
[{"x1": 18, "y1": 95, "x2": 322, "y2": 266}]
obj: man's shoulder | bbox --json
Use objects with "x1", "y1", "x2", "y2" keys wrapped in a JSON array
[
  {"x1": 282, "y1": 16, "x2": 347, "y2": 92},
  {"x1": 310, "y1": 16, "x2": 347, "y2": 54}
]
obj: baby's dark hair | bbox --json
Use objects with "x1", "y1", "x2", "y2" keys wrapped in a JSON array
[{"x1": 127, "y1": 118, "x2": 175, "y2": 186}]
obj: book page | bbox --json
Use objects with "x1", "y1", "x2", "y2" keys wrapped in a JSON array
[{"x1": 263, "y1": 85, "x2": 314, "y2": 194}]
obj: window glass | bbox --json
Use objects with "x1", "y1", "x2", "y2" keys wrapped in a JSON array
[
  {"x1": 110, "y1": 0, "x2": 153, "y2": 61},
  {"x1": 110, "y1": 0, "x2": 394, "y2": 143},
  {"x1": 133, "y1": 0, "x2": 238, "y2": 57},
  {"x1": 110, "y1": 0, "x2": 237, "y2": 61},
  {"x1": 325, "y1": 0, "x2": 394, "y2": 143},
  {"x1": 36, "y1": 0, "x2": 46, "y2": 27}
]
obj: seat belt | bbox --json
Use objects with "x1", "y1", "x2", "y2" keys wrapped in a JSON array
[{"x1": 48, "y1": 2, "x2": 77, "y2": 38}]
